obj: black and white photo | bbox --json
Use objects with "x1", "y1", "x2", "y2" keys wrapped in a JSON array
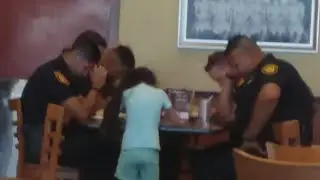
[{"x1": 177, "y1": 0, "x2": 320, "y2": 53}]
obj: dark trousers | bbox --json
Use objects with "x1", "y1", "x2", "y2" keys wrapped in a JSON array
[
  {"x1": 159, "y1": 148, "x2": 183, "y2": 180},
  {"x1": 22, "y1": 124, "x2": 120, "y2": 180},
  {"x1": 301, "y1": 122, "x2": 313, "y2": 146},
  {"x1": 159, "y1": 132, "x2": 186, "y2": 180},
  {"x1": 189, "y1": 143, "x2": 236, "y2": 180},
  {"x1": 60, "y1": 134, "x2": 120, "y2": 180}
]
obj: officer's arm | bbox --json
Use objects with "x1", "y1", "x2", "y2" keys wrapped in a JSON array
[
  {"x1": 79, "y1": 90, "x2": 111, "y2": 116},
  {"x1": 64, "y1": 89, "x2": 101, "y2": 122},
  {"x1": 243, "y1": 64, "x2": 284, "y2": 140},
  {"x1": 213, "y1": 80, "x2": 235, "y2": 125},
  {"x1": 91, "y1": 94, "x2": 109, "y2": 112},
  {"x1": 62, "y1": 97, "x2": 93, "y2": 122},
  {"x1": 48, "y1": 72, "x2": 98, "y2": 123},
  {"x1": 90, "y1": 79, "x2": 117, "y2": 113},
  {"x1": 243, "y1": 83, "x2": 280, "y2": 140}
]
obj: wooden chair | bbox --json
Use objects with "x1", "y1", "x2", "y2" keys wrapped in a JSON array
[
  {"x1": 9, "y1": 99, "x2": 24, "y2": 177},
  {"x1": 272, "y1": 120, "x2": 300, "y2": 146},
  {"x1": 9, "y1": 99, "x2": 79, "y2": 180},
  {"x1": 233, "y1": 148, "x2": 320, "y2": 180},
  {"x1": 312, "y1": 103, "x2": 320, "y2": 144},
  {"x1": 266, "y1": 142, "x2": 320, "y2": 163}
]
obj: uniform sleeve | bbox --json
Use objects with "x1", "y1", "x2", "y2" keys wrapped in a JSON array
[
  {"x1": 160, "y1": 90, "x2": 172, "y2": 109},
  {"x1": 259, "y1": 63, "x2": 288, "y2": 88},
  {"x1": 45, "y1": 71, "x2": 74, "y2": 104}
]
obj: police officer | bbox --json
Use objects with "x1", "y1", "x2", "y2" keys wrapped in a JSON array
[
  {"x1": 21, "y1": 31, "x2": 109, "y2": 180},
  {"x1": 221, "y1": 35, "x2": 314, "y2": 152},
  {"x1": 200, "y1": 36, "x2": 314, "y2": 180}
]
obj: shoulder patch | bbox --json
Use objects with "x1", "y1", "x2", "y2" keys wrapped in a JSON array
[
  {"x1": 54, "y1": 71, "x2": 70, "y2": 86},
  {"x1": 261, "y1": 64, "x2": 278, "y2": 75}
]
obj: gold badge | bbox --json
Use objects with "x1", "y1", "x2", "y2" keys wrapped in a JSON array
[
  {"x1": 237, "y1": 78, "x2": 245, "y2": 87},
  {"x1": 54, "y1": 71, "x2": 70, "y2": 86},
  {"x1": 261, "y1": 64, "x2": 278, "y2": 75}
]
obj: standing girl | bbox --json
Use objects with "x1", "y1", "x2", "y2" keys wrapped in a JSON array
[{"x1": 115, "y1": 67, "x2": 182, "y2": 180}]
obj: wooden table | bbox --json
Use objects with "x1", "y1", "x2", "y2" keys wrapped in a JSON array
[
  {"x1": 90, "y1": 113, "x2": 230, "y2": 180},
  {"x1": 89, "y1": 113, "x2": 229, "y2": 147}
]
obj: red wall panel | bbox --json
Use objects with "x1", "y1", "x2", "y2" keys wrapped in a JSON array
[{"x1": 0, "y1": 0, "x2": 120, "y2": 78}]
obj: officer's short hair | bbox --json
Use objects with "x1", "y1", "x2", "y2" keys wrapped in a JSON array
[
  {"x1": 71, "y1": 38, "x2": 101, "y2": 64},
  {"x1": 224, "y1": 35, "x2": 258, "y2": 56},
  {"x1": 74, "y1": 30, "x2": 107, "y2": 48},
  {"x1": 114, "y1": 45, "x2": 135, "y2": 69},
  {"x1": 204, "y1": 51, "x2": 225, "y2": 72}
]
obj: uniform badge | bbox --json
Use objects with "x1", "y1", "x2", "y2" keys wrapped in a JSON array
[
  {"x1": 237, "y1": 78, "x2": 245, "y2": 87},
  {"x1": 54, "y1": 71, "x2": 70, "y2": 86},
  {"x1": 261, "y1": 64, "x2": 278, "y2": 75}
]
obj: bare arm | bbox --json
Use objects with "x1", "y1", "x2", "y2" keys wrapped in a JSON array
[
  {"x1": 83, "y1": 65, "x2": 108, "y2": 115},
  {"x1": 160, "y1": 90, "x2": 183, "y2": 125},
  {"x1": 63, "y1": 89, "x2": 99, "y2": 123},
  {"x1": 213, "y1": 80, "x2": 235, "y2": 125},
  {"x1": 162, "y1": 108, "x2": 183, "y2": 125},
  {"x1": 90, "y1": 93, "x2": 109, "y2": 113}
]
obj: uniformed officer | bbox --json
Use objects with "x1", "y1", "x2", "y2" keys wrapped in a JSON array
[
  {"x1": 221, "y1": 35, "x2": 314, "y2": 152},
  {"x1": 21, "y1": 31, "x2": 109, "y2": 179}
]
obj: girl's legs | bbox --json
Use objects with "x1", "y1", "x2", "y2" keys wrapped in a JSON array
[
  {"x1": 115, "y1": 150, "x2": 139, "y2": 180},
  {"x1": 139, "y1": 149, "x2": 159, "y2": 180},
  {"x1": 116, "y1": 148, "x2": 159, "y2": 180}
]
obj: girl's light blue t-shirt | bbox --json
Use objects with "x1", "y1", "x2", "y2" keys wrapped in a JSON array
[{"x1": 121, "y1": 83, "x2": 172, "y2": 150}]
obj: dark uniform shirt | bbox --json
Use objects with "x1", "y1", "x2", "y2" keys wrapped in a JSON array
[
  {"x1": 21, "y1": 55, "x2": 91, "y2": 125},
  {"x1": 232, "y1": 54, "x2": 314, "y2": 146},
  {"x1": 21, "y1": 55, "x2": 92, "y2": 163}
]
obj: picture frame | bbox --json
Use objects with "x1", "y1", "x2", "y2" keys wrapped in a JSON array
[{"x1": 177, "y1": 0, "x2": 320, "y2": 53}]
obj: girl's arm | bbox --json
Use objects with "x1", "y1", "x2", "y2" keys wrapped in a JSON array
[
  {"x1": 160, "y1": 90, "x2": 184, "y2": 125},
  {"x1": 162, "y1": 108, "x2": 183, "y2": 125}
]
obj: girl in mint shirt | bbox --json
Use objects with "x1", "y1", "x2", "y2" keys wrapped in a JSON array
[{"x1": 115, "y1": 67, "x2": 182, "y2": 180}]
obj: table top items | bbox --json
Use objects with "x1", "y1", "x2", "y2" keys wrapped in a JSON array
[
  {"x1": 89, "y1": 89, "x2": 223, "y2": 134},
  {"x1": 165, "y1": 88, "x2": 193, "y2": 120},
  {"x1": 199, "y1": 95, "x2": 214, "y2": 128},
  {"x1": 90, "y1": 112, "x2": 223, "y2": 134}
]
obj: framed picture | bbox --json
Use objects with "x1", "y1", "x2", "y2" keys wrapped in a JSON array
[{"x1": 177, "y1": 0, "x2": 320, "y2": 53}]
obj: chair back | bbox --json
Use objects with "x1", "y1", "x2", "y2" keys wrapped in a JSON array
[
  {"x1": 40, "y1": 103, "x2": 64, "y2": 180},
  {"x1": 8, "y1": 99, "x2": 24, "y2": 177},
  {"x1": 272, "y1": 120, "x2": 300, "y2": 146},
  {"x1": 266, "y1": 142, "x2": 320, "y2": 163},
  {"x1": 312, "y1": 103, "x2": 320, "y2": 144},
  {"x1": 233, "y1": 148, "x2": 320, "y2": 180}
]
